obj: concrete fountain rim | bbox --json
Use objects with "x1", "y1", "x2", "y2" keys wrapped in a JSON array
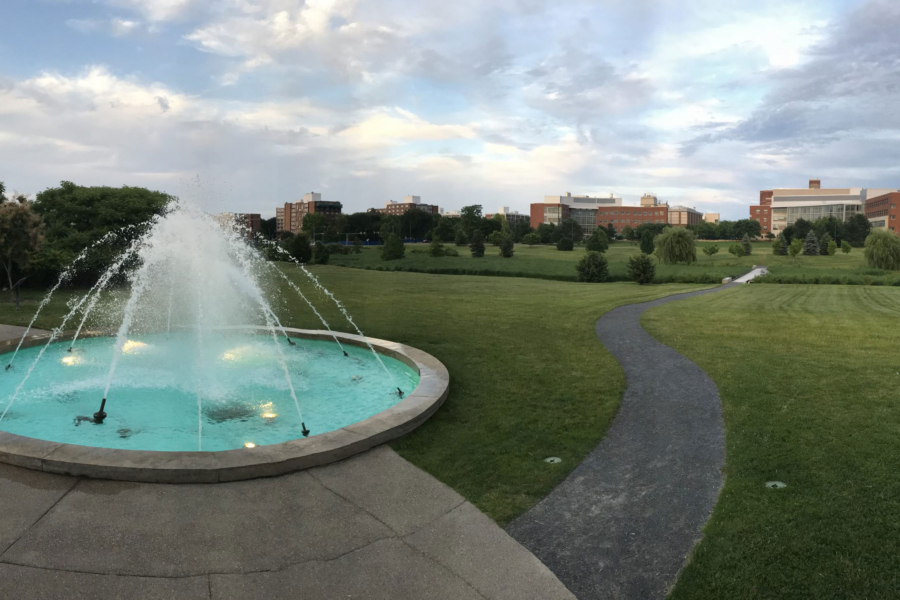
[{"x1": 0, "y1": 327, "x2": 449, "y2": 483}]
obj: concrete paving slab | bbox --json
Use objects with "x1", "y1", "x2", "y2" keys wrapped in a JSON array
[
  {"x1": 0, "y1": 464, "x2": 77, "y2": 553},
  {"x1": 310, "y1": 445, "x2": 465, "y2": 536},
  {"x1": 406, "y1": 502, "x2": 575, "y2": 600},
  {"x1": 0, "y1": 325, "x2": 49, "y2": 344},
  {"x1": 3, "y1": 470, "x2": 394, "y2": 577},
  {"x1": 0, "y1": 563, "x2": 208, "y2": 600},
  {"x1": 210, "y1": 538, "x2": 485, "y2": 600}
]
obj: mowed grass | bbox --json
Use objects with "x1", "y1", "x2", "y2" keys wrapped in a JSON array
[
  {"x1": 330, "y1": 240, "x2": 893, "y2": 284},
  {"x1": 1, "y1": 269, "x2": 709, "y2": 524},
  {"x1": 642, "y1": 285, "x2": 900, "y2": 599}
]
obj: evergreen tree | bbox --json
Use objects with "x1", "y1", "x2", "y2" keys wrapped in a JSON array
[
  {"x1": 575, "y1": 252, "x2": 609, "y2": 282},
  {"x1": 802, "y1": 230, "x2": 819, "y2": 256},
  {"x1": 351, "y1": 237, "x2": 363, "y2": 254},
  {"x1": 741, "y1": 233, "x2": 752, "y2": 256},
  {"x1": 639, "y1": 229, "x2": 654, "y2": 254},
  {"x1": 499, "y1": 236, "x2": 514, "y2": 258},
  {"x1": 381, "y1": 233, "x2": 406, "y2": 260},
  {"x1": 429, "y1": 239, "x2": 445, "y2": 257},
  {"x1": 469, "y1": 230, "x2": 485, "y2": 258},
  {"x1": 313, "y1": 241, "x2": 330, "y2": 265},
  {"x1": 779, "y1": 234, "x2": 789, "y2": 256},
  {"x1": 557, "y1": 237, "x2": 574, "y2": 251},
  {"x1": 626, "y1": 254, "x2": 656, "y2": 284},
  {"x1": 454, "y1": 228, "x2": 469, "y2": 246},
  {"x1": 585, "y1": 228, "x2": 609, "y2": 253},
  {"x1": 818, "y1": 232, "x2": 832, "y2": 256}
]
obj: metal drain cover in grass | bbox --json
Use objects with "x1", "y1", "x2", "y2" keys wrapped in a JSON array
[
  {"x1": 544, "y1": 457, "x2": 562, "y2": 464},
  {"x1": 765, "y1": 481, "x2": 787, "y2": 489}
]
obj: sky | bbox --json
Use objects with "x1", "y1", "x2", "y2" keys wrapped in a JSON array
[{"x1": 0, "y1": 0, "x2": 897, "y2": 219}]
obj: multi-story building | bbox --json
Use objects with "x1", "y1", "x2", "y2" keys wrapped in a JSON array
[
  {"x1": 640, "y1": 194, "x2": 659, "y2": 207},
  {"x1": 276, "y1": 192, "x2": 342, "y2": 234},
  {"x1": 597, "y1": 204, "x2": 668, "y2": 230},
  {"x1": 485, "y1": 207, "x2": 530, "y2": 228},
  {"x1": 865, "y1": 191, "x2": 900, "y2": 231},
  {"x1": 375, "y1": 195, "x2": 440, "y2": 216},
  {"x1": 668, "y1": 206, "x2": 703, "y2": 227},
  {"x1": 439, "y1": 210, "x2": 461, "y2": 218},
  {"x1": 751, "y1": 180, "x2": 895, "y2": 237},
  {"x1": 214, "y1": 213, "x2": 261, "y2": 240},
  {"x1": 704, "y1": 213, "x2": 720, "y2": 224},
  {"x1": 530, "y1": 192, "x2": 622, "y2": 238}
]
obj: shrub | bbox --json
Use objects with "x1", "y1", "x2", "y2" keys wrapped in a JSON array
[
  {"x1": 429, "y1": 239, "x2": 446, "y2": 257},
  {"x1": 445, "y1": 248, "x2": 459, "y2": 257},
  {"x1": 864, "y1": 229, "x2": 900, "y2": 270},
  {"x1": 284, "y1": 233, "x2": 312, "y2": 263},
  {"x1": 802, "y1": 230, "x2": 819, "y2": 255},
  {"x1": 828, "y1": 240, "x2": 838, "y2": 256},
  {"x1": 488, "y1": 231, "x2": 505, "y2": 246},
  {"x1": 470, "y1": 230, "x2": 485, "y2": 258},
  {"x1": 654, "y1": 228, "x2": 696, "y2": 264},
  {"x1": 522, "y1": 232, "x2": 541, "y2": 247},
  {"x1": 585, "y1": 228, "x2": 609, "y2": 253},
  {"x1": 773, "y1": 234, "x2": 788, "y2": 256},
  {"x1": 819, "y1": 232, "x2": 832, "y2": 256},
  {"x1": 703, "y1": 245, "x2": 719, "y2": 259},
  {"x1": 314, "y1": 241, "x2": 329, "y2": 265},
  {"x1": 627, "y1": 254, "x2": 656, "y2": 284},
  {"x1": 741, "y1": 233, "x2": 752, "y2": 255},
  {"x1": 639, "y1": 229, "x2": 654, "y2": 254},
  {"x1": 499, "y1": 237, "x2": 514, "y2": 258},
  {"x1": 575, "y1": 251, "x2": 609, "y2": 282},
  {"x1": 557, "y1": 237, "x2": 574, "y2": 251},
  {"x1": 454, "y1": 229, "x2": 469, "y2": 246},
  {"x1": 789, "y1": 237, "x2": 802, "y2": 263},
  {"x1": 842, "y1": 240, "x2": 852, "y2": 254},
  {"x1": 381, "y1": 234, "x2": 405, "y2": 261},
  {"x1": 352, "y1": 238, "x2": 363, "y2": 254},
  {"x1": 728, "y1": 243, "x2": 743, "y2": 257}
]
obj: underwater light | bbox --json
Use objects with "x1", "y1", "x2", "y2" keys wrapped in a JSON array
[
  {"x1": 243, "y1": 442, "x2": 256, "y2": 449},
  {"x1": 122, "y1": 340, "x2": 147, "y2": 354}
]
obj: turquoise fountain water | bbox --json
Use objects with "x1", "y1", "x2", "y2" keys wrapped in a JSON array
[{"x1": 1, "y1": 201, "x2": 418, "y2": 451}]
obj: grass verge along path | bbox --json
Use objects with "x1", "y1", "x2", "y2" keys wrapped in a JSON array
[{"x1": 642, "y1": 285, "x2": 900, "y2": 599}]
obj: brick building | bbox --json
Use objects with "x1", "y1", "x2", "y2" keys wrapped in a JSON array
[
  {"x1": 865, "y1": 191, "x2": 900, "y2": 231},
  {"x1": 530, "y1": 192, "x2": 622, "y2": 239},
  {"x1": 596, "y1": 205, "x2": 668, "y2": 230},
  {"x1": 375, "y1": 195, "x2": 439, "y2": 216},
  {"x1": 214, "y1": 213, "x2": 261, "y2": 240},
  {"x1": 276, "y1": 192, "x2": 342, "y2": 234}
]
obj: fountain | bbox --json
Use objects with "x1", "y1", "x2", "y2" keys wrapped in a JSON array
[{"x1": 0, "y1": 201, "x2": 449, "y2": 482}]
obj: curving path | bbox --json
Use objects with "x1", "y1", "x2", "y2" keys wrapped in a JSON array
[{"x1": 507, "y1": 282, "x2": 744, "y2": 599}]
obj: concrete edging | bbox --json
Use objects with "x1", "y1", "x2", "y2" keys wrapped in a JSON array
[{"x1": 0, "y1": 328, "x2": 449, "y2": 483}]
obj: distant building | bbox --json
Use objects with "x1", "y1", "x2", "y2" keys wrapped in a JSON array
[
  {"x1": 276, "y1": 192, "x2": 342, "y2": 234},
  {"x1": 530, "y1": 192, "x2": 623, "y2": 238},
  {"x1": 375, "y1": 195, "x2": 440, "y2": 216},
  {"x1": 597, "y1": 205, "x2": 668, "y2": 230},
  {"x1": 214, "y1": 213, "x2": 261, "y2": 240},
  {"x1": 751, "y1": 180, "x2": 895, "y2": 236},
  {"x1": 485, "y1": 207, "x2": 530, "y2": 228},
  {"x1": 640, "y1": 194, "x2": 660, "y2": 207},
  {"x1": 703, "y1": 213, "x2": 720, "y2": 224},
  {"x1": 668, "y1": 206, "x2": 702, "y2": 227},
  {"x1": 440, "y1": 210, "x2": 462, "y2": 218},
  {"x1": 865, "y1": 191, "x2": 900, "y2": 231}
]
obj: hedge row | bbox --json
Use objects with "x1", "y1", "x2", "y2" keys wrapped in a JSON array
[{"x1": 754, "y1": 274, "x2": 900, "y2": 286}]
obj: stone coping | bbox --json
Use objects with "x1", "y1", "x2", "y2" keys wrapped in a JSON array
[{"x1": 0, "y1": 327, "x2": 449, "y2": 483}]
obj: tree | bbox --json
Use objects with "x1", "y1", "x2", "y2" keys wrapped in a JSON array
[
  {"x1": 302, "y1": 212, "x2": 328, "y2": 237},
  {"x1": 557, "y1": 237, "x2": 574, "y2": 251},
  {"x1": 842, "y1": 240, "x2": 852, "y2": 254},
  {"x1": 313, "y1": 241, "x2": 329, "y2": 265},
  {"x1": 733, "y1": 219, "x2": 762, "y2": 239},
  {"x1": 765, "y1": 232, "x2": 775, "y2": 240},
  {"x1": 399, "y1": 208, "x2": 434, "y2": 240},
  {"x1": 789, "y1": 238, "x2": 802, "y2": 264},
  {"x1": 621, "y1": 225, "x2": 635, "y2": 241},
  {"x1": 741, "y1": 233, "x2": 752, "y2": 256},
  {"x1": 352, "y1": 237, "x2": 363, "y2": 254},
  {"x1": 511, "y1": 220, "x2": 533, "y2": 243},
  {"x1": 0, "y1": 181, "x2": 5, "y2": 201},
  {"x1": 346, "y1": 211, "x2": 383, "y2": 241},
  {"x1": 702, "y1": 245, "x2": 719, "y2": 259},
  {"x1": 639, "y1": 229, "x2": 654, "y2": 254},
  {"x1": 792, "y1": 218, "x2": 813, "y2": 243},
  {"x1": 522, "y1": 232, "x2": 541, "y2": 247},
  {"x1": 585, "y1": 228, "x2": 609, "y2": 253},
  {"x1": 488, "y1": 230, "x2": 505, "y2": 246},
  {"x1": 454, "y1": 228, "x2": 469, "y2": 246},
  {"x1": 627, "y1": 254, "x2": 656, "y2": 284},
  {"x1": 381, "y1": 233, "x2": 405, "y2": 261},
  {"x1": 606, "y1": 223, "x2": 616, "y2": 240},
  {"x1": 284, "y1": 233, "x2": 312, "y2": 263},
  {"x1": 31, "y1": 181, "x2": 171, "y2": 285},
  {"x1": 433, "y1": 217, "x2": 456, "y2": 242},
  {"x1": 469, "y1": 230, "x2": 485, "y2": 257},
  {"x1": 818, "y1": 232, "x2": 832, "y2": 256},
  {"x1": 260, "y1": 217, "x2": 277, "y2": 240},
  {"x1": 429, "y1": 239, "x2": 446, "y2": 257},
  {"x1": 844, "y1": 213, "x2": 872, "y2": 247},
  {"x1": 460, "y1": 205, "x2": 483, "y2": 236},
  {"x1": 576, "y1": 252, "x2": 609, "y2": 282},
  {"x1": 499, "y1": 236, "x2": 514, "y2": 258},
  {"x1": 773, "y1": 234, "x2": 788, "y2": 256},
  {"x1": 864, "y1": 229, "x2": 900, "y2": 270},
  {"x1": 802, "y1": 230, "x2": 819, "y2": 256},
  {"x1": 654, "y1": 228, "x2": 696, "y2": 265},
  {"x1": 556, "y1": 219, "x2": 583, "y2": 242},
  {"x1": 536, "y1": 223, "x2": 556, "y2": 244},
  {"x1": 827, "y1": 240, "x2": 838, "y2": 256},
  {"x1": 728, "y1": 243, "x2": 743, "y2": 257},
  {"x1": 0, "y1": 201, "x2": 44, "y2": 310}
]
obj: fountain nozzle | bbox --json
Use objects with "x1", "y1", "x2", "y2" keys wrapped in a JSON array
[
  {"x1": 93, "y1": 398, "x2": 107, "y2": 424},
  {"x1": 301, "y1": 422, "x2": 310, "y2": 437},
  {"x1": 343, "y1": 351, "x2": 349, "y2": 357},
  {"x1": 287, "y1": 337, "x2": 296, "y2": 346},
  {"x1": 397, "y1": 388, "x2": 404, "y2": 398},
  {"x1": 67, "y1": 347, "x2": 73, "y2": 353},
  {"x1": 4, "y1": 364, "x2": 10, "y2": 371}
]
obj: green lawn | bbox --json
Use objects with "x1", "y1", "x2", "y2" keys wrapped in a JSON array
[
  {"x1": 642, "y1": 285, "x2": 900, "y2": 599},
  {"x1": 1, "y1": 269, "x2": 709, "y2": 525},
  {"x1": 329, "y1": 240, "x2": 896, "y2": 285}
]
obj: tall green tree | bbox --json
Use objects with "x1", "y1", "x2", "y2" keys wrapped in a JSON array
[
  {"x1": 536, "y1": 222, "x2": 556, "y2": 243},
  {"x1": 433, "y1": 216, "x2": 456, "y2": 242},
  {"x1": 585, "y1": 228, "x2": 609, "y2": 253},
  {"x1": 460, "y1": 205, "x2": 483, "y2": 236},
  {"x1": 0, "y1": 201, "x2": 44, "y2": 310},
  {"x1": 606, "y1": 223, "x2": 616, "y2": 239},
  {"x1": 469, "y1": 230, "x2": 485, "y2": 257},
  {"x1": 621, "y1": 225, "x2": 635, "y2": 241},
  {"x1": 640, "y1": 229, "x2": 655, "y2": 254},
  {"x1": 802, "y1": 230, "x2": 820, "y2": 255},
  {"x1": 381, "y1": 233, "x2": 406, "y2": 261},
  {"x1": 284, "y1": 233, "x2": 312, "y2": 263},
  {"x1": 511, "y1": 220, "x2": 533, "y2": 242},
  {"x1": 844, "y1": 213, "x2": 872, "y2": 247},
  {"x1": 818, "y1": 232, "x2": 833, "y2": 256},
  {"x1": 654, "y1": 228, "x2": 696, "y2": 264},
  {"x1": 499, "y1": 236, "x2": 514, "y2": 258},
  {"x1": 741, "y1": 233, "x2": 752, "y2": 255},
  {"x1": 301, "y1": 212, "x2": 328, "y2": 236}
]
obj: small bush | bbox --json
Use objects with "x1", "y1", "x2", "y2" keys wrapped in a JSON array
[
  {"x1": 557, "y1": 237, "x2": 574, "y2": 251},
  {"x1": 314, "y1": 241, "x2": 330, "y2": 265},
  {"x1": 585, "y1": 228, "x2": 609, "y2": 253},
  {"x1": 827, "y1": 240, "x2": 837, "y2": 256},
  {"x1": 429, "y1": 239, "x2": 446, "y2": 257},
  {"x1": 841, "y1": 240, "x2": 852, "y2": 254},
  {"x1": 454, "y1": 229, "x2": 469, "y2": 246},
  {"x1": 522, "y1": 232, "x2": 541, "y2": 247},
  {"x1": 728, "y1": 243, "x2": 743, "y2": 257},
  {"x1": 499, "y1": 237, "x2": 514, "y2": 258},
  {"x1": 352, "y1": 238, "x2": 363, "y2": 254},
  {"x1": 488, "y1": 231, "x2": 505, "y2": 246},
  {"x1": 575, "y1": 251, "x2": 609, "y2": 282},
  {"x1": 381, "y1": 234, "x2": 406, "y2": 261},
  {"x1": 627, "y1": 254, "x2": 656, "y2": 284},
  {"x1": 702, "y1": 245, "x2": 719, "y2": 258}
]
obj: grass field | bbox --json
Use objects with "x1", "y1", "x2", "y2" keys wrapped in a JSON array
[
  {"x1": 0, "y1": 268, "x2": 709, "y2": 524},
  {"x1": 329, "y1": 240, "x2": 898, "y2": 285},
  {"x1": 642, "y1": 285, "x2": 900, "y2": 599}
]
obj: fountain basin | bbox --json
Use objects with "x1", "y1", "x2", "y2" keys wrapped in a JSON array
[{"x1": 0, "y1": 328, "x2": 449, "y2": 483}]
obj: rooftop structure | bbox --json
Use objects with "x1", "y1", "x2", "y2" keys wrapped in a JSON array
[
  {"x1": 667, "y1": 206, "x2": 702, "y2": 227},
  {"x1": 375, "y1": 195, "x2": 439, "y2": 216}
]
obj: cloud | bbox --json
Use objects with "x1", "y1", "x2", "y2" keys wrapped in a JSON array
[{"x1": 66, "y1": 17, "x2": 143, "y2": 37}]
